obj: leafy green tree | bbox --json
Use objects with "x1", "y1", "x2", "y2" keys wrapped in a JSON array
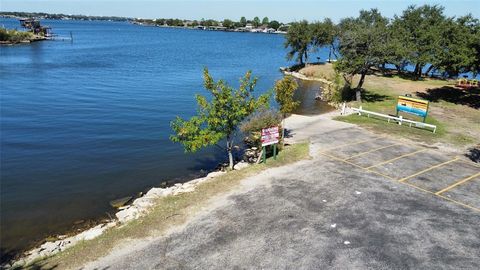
[
  {"x1": 310, "y1": 18, "x2": 338, "y2": 62},
  {"x1": 394, "y1": 5, "x2": 446, "y2": 79},
  {"x1": 253, "y1": 17, "x2": 261, "y2": 27},
  {"x1": 274, "y1": 76, "x2": 300, "y2": 143},
  {"x1": 335, "y1": 9, "x2": 389, "y2": 102},
  {"x1": 432, "y1": 15, "x2": 479, "y2": 77},
  {"x1": 240, "y1": 16, "x2": 247, "y2": 27},
  {"x1": 383, "y1": 19, "x2": 411, "y2": 74},
  {"x1": 170, "y1": 68, "x2": 270, "y2": 169},
  {"x1": 268, "y1": 20, "x2": 281, "y2": 30},
  {"x1": 284, "y1": 20, "x2": 312, "y2": 65},
  {"x1": 262, "y1": 17, "x2": 269, "y2": 25},
  {"x1": 222, "y1": 19, "x2": 234, "y2": 29}
]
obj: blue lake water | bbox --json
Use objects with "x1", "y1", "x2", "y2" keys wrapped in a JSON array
[{"x1": 0, "y1": 18, "x2": 332, "y2": 258}]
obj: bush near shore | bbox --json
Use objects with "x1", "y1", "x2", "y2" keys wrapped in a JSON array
[{"x1": 0, "y1": 28, "x2": 35, "y2": 44}]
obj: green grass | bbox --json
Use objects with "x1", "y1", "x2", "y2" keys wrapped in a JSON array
[
  {"x1": 21, "y1": 142, "x2": 310, "y2": 270},
  {"x1": 335, "y1": 113, "x2": 446, "y2": 145}
]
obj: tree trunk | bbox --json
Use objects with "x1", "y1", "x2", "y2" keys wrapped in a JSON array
[
  {"x1": 425, "y1": 65, "x2": 435, "y2": 77},
  {"x1": 226, "y1": 137, "x2": 234, "y2": 170},
  {"x1": 328, "y1": 48, "x2": 332, "y2": 63},
  {"x1": 330, "y1": 43, "x2": 338, "y2": 59},
  {"x1": 355, "y1": 71, "x2": 367, "y2": 102},
  {"x1": 394, "y1": 64, "x2": 401, "y2": 74},
  {"x1": 304, "y1": 51, "x2": 308, "y2": 65},
  {"x1": 416, "y1": 65, "x2": 423, "y2": 80},
  {"x1": 413, "y1": 63, "x2": 420, "y2": 80}
]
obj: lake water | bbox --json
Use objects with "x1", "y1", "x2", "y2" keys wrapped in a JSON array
[{"x1": 0, "y1": 19, "x2": 332, "y2": 259}]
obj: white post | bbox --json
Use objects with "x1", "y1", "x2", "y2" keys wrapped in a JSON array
[
  {"x1": 358, "y1": 106, "x2": 362, "y2": 116},
  {"x1": 341, "y1": 102, "x2": 346, "y2": 115},
  {"x1": 399, "y1": 115, "x2": 403, "y2": 125}
]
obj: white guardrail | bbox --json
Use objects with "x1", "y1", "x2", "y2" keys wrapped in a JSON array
[{"x1": 351, "y1": 106, "x2": 437, "y2": 133}]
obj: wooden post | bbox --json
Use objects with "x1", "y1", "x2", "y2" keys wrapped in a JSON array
[
  {"x1": 262, "y1": 146, "x2": 266, "y2": 164},
  {"x1": 273, "y1": 144, "x2": 277, "y2": 160}
]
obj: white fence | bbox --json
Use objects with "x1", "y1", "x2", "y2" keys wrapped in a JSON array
[{"x1": 351, "y1": 106, "x2": 437, "y2": 133}]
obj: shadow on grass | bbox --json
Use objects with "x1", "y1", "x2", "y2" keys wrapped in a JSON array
[
  {"x1": 361, "y1": 90, "x2": 390, "y2": 103},
  {"x1": 416, "y1": 86, "x2": 480, "y2": 109}
]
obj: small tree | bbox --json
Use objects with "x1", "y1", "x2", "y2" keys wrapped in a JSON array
[
  {"x1": 274, "y1": 76, "x2": 300, "y2": 143},
  {"x1": 240, "y1": 16, "x2": 247, "y2": 27},
  {"x1": 170, "y1": 68, "x2": 269, "y2": 169},
  {"x1": 241, "y1": 109, "x2": 283, "y2": 148},
  {"x1": 253, "y1": 17, "x2": 261, "y2": 27},
  {"x1": 268, "y1": 20, "x2": 281, "y2": 30},
  {"x1": 262, "y1": 17, "x2": 269, "y2": 25},
  {"x1": 222, "y1": 19, "x2": 234, "y2": 29}
]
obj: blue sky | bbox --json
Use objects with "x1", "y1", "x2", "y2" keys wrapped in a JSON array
[{"x1": 1, "y1": 0, "x2": 478, "y2": 22}]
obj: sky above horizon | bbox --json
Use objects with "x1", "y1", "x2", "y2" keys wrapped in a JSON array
[{"x1": 1, "y1": 0, "x2": 478, "y2": 22}]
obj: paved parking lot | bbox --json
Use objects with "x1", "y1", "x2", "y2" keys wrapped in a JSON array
[
  {"x1": 317, "y1": 128, "x2": 480, "y2": 212},
  {"x1": 86, "y1": 120, "x2": 480, "y2": 269}
]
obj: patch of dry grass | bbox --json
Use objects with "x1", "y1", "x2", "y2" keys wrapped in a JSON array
[
  {"x1": 300, "y1": 63, "x2": 336, "y2": 81},
  {"x1": 28, "y1": 143, "x2": 310, "y2": 270}
]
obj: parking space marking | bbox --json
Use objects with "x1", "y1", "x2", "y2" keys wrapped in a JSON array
[
  {"x1": 321, "y1": 137, "x2": 383, "y2": 152},
  {"x1": 403, "y1": 181, "x2": 480, "y2": 212},
  {"x1": 366, "y1": 149, "x2": 427, "y2": 169},
  {"x1": 435, "y1": 172, "x2": 480, "y2": 195},
  {"x1": 344, "y1": 143, "x2": 399, "y2": 161},
  {"x1": 320, "y1": 151, "x2": 480, "y2": 213},
  {"x1": 320, "y1": 152, "x2": 396, "y2": 181},
  {"x1": 398, "y1": 158, "x2": 460, "y2": 183}
]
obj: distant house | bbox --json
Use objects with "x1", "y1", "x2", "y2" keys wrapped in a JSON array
[
  {"x1": 263, "y1": 28, "x2": 276, "y2": 33},
  {"x1": 245, "y1": 23, "x2": 253, "y2": 30},
  {"x1": 19, "y1": 18, "x2": 52, "y2": 37},
  {"x1": 183, "y1": 20, "x2": 194, "y2": 27}
]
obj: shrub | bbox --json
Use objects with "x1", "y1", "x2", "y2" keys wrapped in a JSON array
[
  {"x1": 240, "y1": 109, "x2": 283, "y2": 147},
  {"x1": 0, "y1": 28, "x2": 34, "y2": 42}
]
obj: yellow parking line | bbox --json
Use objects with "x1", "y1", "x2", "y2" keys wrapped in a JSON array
[
  {"x1": 398, "y1": 158, "x2": 459, "y2": 183},
  {"x1": 320, "y1": 152, "x2": 395, "y2": 181},
  {"x1": 366, "y1": 149, "x2": 426, "y2": 169},
  {"x1": 321, "y1": 151, "x2": 480, "y2": 212},
  {"x1": 402, "y1": 181, "x2": 480, "y2": 212},
  {"x1": 321, "y1": 137, "x2": 382, "y2": 152},
  {"x1": 435, "y1": 172, "x2": 480, "y2": 195},
  {"x1": 345, "y1": 143, "x2": 399, "y2": 161}
]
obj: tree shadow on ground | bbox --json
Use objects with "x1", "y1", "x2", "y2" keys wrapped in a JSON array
[
  {"x1": 361, "y1": 90, "x2": 390, "y2": 103},
  {"x1": 416, "y1": 86, "x2": 480, "y2": 109},
  {"x1": 465, "y1": 145, "x2": 480, "y2": 163}
]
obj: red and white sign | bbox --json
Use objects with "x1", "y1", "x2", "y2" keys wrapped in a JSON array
[{"x1": 261, "y1": 126, "x2": 280, "y2": 146}]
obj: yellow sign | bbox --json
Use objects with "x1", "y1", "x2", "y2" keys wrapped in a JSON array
[{"x1": 396, "y1": 96, "x2": 429, "y2": 121}]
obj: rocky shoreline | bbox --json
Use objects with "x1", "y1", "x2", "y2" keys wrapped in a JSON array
[{"x1": 8, "y1": 161, "x2": 251, "y2": 269}]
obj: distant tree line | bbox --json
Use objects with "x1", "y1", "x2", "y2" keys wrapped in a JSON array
[
  {"x1": 0, "y1": 11, "x2": 132, "y2": 21},
  {"x1": 284, "y1": 5, "x2": 480, "y2": 101},
  {"x1": 136, "y1": 16, "x2": 287, "y2": 31}
]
